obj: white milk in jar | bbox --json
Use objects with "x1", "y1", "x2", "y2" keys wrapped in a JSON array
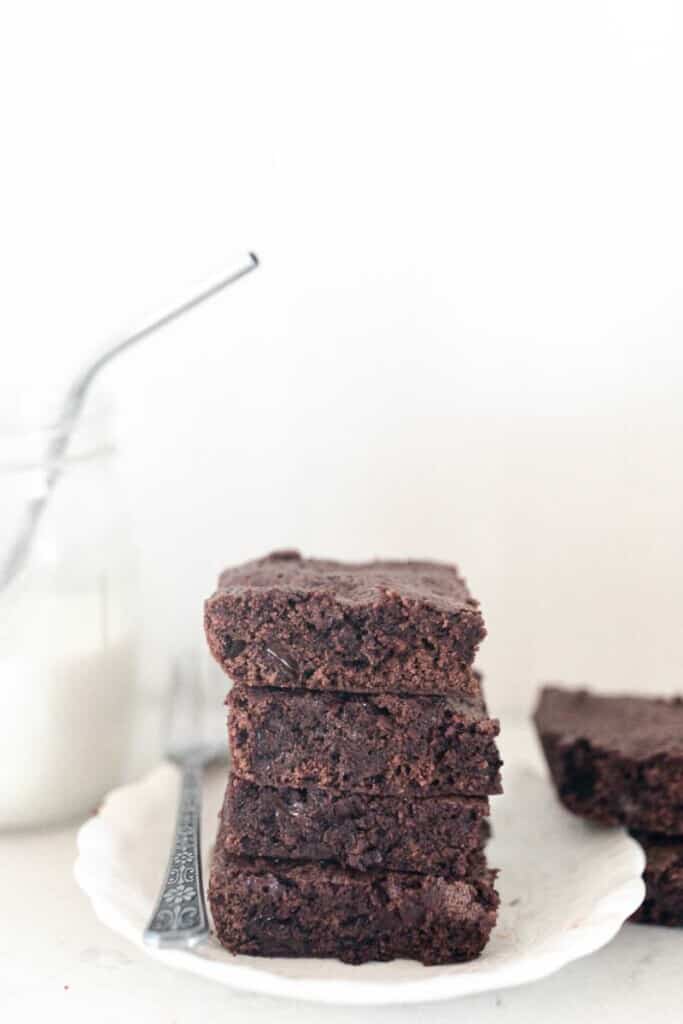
[{"x1": 0, "y1": 400, "x2": 138, "y2": 828}]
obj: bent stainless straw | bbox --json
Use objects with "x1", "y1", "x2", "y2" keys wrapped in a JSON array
[{"x1": 1, "y1": 252, "x2": 259, "y2": 591}]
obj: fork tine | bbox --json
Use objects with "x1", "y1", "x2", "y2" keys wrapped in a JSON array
[
  {"x1": 163, "y1": 652, "x2": 203, "y2": 756},
  {"x1": 161, "y1": 661, "x2": 182, "y2": 743},
  {"x1": 162, "y1": 651, "x2": 228, "y2": 762}
]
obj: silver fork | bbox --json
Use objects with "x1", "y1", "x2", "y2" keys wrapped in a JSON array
[{"x1": 143, "y1": 655, "x2": 226, "y2": 949}]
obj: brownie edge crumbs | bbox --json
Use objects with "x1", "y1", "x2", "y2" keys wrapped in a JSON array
[
  {"x1": 534, "y1": 686, "x2": 683, "y2": 835},
  {"x1": 208, "y1": 843, "x2": 499, "y2": 965},
  {"x1": 630, "y1": 833, "x2": 683, "y2": 927},
  {"x1": 204, "y1": 550, "x2": 486, "y2": 694},
  {"x1": 221, "y1": 775, "x2": 490, "y2": 876},
  {"x1": 228, "y1": 685, "x2": 502, "y2": 797}
]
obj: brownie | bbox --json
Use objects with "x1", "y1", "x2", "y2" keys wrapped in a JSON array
[
  {"x1": 221, "y1": 775, "x2": 490, "y2": 876},
  {"x1": 208, "y1": 843, "x2": 499, "y2": 964},
  {"x1": 630, "y1": 833, "x2": 683, "y2": 927},
  {"x1": 228, "y1": 685, "x2": 502, "y2": 796},
  {"x1": 205, "y1": 550, "x2": 486, "y2": 694},
  {"x1": 534, "y1": 687, "x2": 683, "y2": 834}
]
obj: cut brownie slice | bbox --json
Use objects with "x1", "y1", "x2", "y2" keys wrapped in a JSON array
[
  {"x1": 208, "y1": 843, "x2": 499, "y2": 964},
  {"x1": 228, "y1": 685, "x2": 502, "y2": 796},
  {"x1": 534, "y1": 687, "x2": 683, "y2": 834},
  {"x1": 221, "y1": 775, "x2": 490, "y2": 876},
  {"x1": 630, "y1": 833, "x2": 683, "y2": 927},
  {"x1": 205, "y1": 550, "x2": 485, "y2": 694}
]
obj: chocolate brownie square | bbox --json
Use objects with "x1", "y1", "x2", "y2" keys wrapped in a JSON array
[
  {"x1": 221, "y1": 775, "x2": 490, "y2": 876},
  {"x1": 228, "y1": 684, "x2": 502, "y2": 796},
  {"x1": 534, "y1": 687, "x2": 683, "y2": 834},
  {"x1": 208, "y1": 841, "x2": 499, "y2": 964},
  {"x1": 205, "y1": 550, "x2": 486, "y2": 695},
  {"x1": 630, "y1": 833, "x2": 683, "y2": 927}
]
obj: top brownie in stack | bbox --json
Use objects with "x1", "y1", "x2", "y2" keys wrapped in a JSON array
[{"x1": 204, "y1": 549, "x2": 486, "y2": 694}]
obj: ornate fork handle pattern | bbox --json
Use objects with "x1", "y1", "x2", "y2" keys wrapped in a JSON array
[{"x1": 143, "y1": 762, "x2": 210, "y2": 948}]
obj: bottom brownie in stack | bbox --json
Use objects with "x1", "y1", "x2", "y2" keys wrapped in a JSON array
[
  {"x1": 208, "y1": 683, "x2": 502, "y2": 964},
  {"x1": 209, "y1": 845, "x2": 498, "y2": 964}
]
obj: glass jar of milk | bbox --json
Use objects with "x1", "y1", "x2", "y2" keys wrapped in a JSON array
[{"x1": 0, "y1": 399, "x2": 138, "y2": 828}]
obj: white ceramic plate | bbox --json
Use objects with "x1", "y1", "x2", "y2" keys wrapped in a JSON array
[{"x1": 74, "y1": 724, "x2": 645, "y2": 1006}]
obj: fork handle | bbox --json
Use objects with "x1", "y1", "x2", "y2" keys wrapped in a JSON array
[{"x1": 143, "y1": 761, "x2": 210, "y2": 948}]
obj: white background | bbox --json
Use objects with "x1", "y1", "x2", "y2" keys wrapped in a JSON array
[{"x1": 2, "y1": 1, "x2": 683, "y2": 714}]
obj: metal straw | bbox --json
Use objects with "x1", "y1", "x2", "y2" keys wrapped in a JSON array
[{"x1": 1, "y1": 252, "x2": 259, "y2": 591}]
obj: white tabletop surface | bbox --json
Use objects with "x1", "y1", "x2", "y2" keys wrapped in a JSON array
[{"x1": 3, "y1": 718, "x2": 682, "y2": 1024}]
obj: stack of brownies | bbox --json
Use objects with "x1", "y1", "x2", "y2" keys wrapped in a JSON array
[
  {"x1": 204, "y1": 551, "x2": 502, "y2": 964},
  {"x1": 534, "y1": 687, "x2": 683, "y2": 927}
]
